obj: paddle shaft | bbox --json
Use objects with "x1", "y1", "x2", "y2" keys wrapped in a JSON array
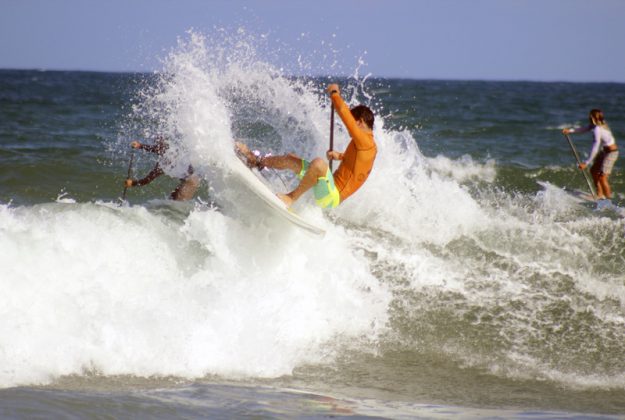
[
  {"x1": 121, "y1": 151, "x2": 135, "y2": 202},
  {"x1": 329, "y1": 103, "x2": 335, "y2": 171},
  {"x1": 564, "y1": 133, "x2": 596, "y2": 199}
]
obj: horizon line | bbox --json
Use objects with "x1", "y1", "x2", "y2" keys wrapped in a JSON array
[{"x1": 1, "y1": 66, "x2": 624, "y2": 85}]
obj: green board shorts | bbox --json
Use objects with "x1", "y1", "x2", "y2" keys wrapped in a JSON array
[{"x1": 298, "y1": 160, "x2": 340, "y2": 208}]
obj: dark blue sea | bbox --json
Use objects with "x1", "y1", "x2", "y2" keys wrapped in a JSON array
[{"x1": 1, "y1": 34, "x2": 624, "y2": 419}]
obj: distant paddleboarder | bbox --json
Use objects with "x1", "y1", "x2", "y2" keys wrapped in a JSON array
[
  {"x1": 124, "y1": 136, "x2": 200, "y2": 201},
  {"x1": 563, "y1": 109, "x2": 618, "y2": 201}
]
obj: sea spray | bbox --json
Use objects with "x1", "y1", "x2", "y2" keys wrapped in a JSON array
[{"x1": 2, "y1": 30, "x2": 625, "y2": 401}]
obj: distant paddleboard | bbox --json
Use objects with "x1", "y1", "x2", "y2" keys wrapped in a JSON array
[
  {"x1": 537, "y1": 181, "x2": 624, "y2": 216},
  {"x1": 231, "y1": 155, "x2": 325, "y2": 236}
]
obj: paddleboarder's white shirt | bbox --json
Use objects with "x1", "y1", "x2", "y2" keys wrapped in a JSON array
[{"x1": 571, "y1": 125, "x2": 616, "y2": 165}]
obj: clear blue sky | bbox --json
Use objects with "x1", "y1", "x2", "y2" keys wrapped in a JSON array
[{"x1": 2, "y1": 0, "x2": 624, "y2": 82}]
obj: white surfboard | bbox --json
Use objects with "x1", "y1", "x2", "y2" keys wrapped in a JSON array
[{"x1": 230, "y1": 156, "x2": 326, "y2": 236}]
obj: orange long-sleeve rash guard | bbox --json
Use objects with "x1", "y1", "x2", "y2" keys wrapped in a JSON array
[{"x1": 331, "y1": 93, "x2": 377, "y2": 202}]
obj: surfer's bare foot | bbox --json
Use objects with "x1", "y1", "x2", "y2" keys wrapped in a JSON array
[
  {"x1": 277, "y1": 193, "x2": 294, "y2": 208},
  {"x1": 235, "y1": 142, "x2": 260, "y2": 168}
]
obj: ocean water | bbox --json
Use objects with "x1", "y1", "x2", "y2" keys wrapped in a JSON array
[{"x1": 1, "y1": 33, "x2": 625, "y2": 418}]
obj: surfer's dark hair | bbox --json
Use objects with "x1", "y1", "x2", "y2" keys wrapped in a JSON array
[{"x1": 351, "y1": 105, "x2": 374, "y2": 129}]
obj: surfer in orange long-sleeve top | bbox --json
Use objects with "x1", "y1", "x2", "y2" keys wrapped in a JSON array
[{"x1": 236, "y1": 83, "x2": 377, "y2": 208}]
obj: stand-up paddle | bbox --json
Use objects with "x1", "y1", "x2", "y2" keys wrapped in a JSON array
[
  {"x1": 120, "y1": 151, "x2": 135, "y2": 204},
  {"x1": 563, "y1": 133, "x2": 596, "y2": 199},
  {"x1": 329, "y1": 102, "x2": 335, "y2": 171}
]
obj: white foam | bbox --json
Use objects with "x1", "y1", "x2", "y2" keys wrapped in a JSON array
[
  {"x1": 428, "y1": 154, "x2": 497, "y2": 184},
  {"x1": 0, "y1": 202, "x2": 390, "y2": 387}
]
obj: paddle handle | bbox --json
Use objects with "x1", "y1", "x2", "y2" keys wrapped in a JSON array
[
  {"x1": 329, "y1": 103, "x2": 335, "y2": 171},
  {"x1": 563, "y1": 133, "x2": 596, "y2": 199},
  {"x1": 121, "y1": 151, "x2": 135, "y2": 202}
]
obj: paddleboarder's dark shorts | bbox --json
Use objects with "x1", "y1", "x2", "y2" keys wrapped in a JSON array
[{"x1": 593, "y1": 149, "x2": 619, "y2": 175}]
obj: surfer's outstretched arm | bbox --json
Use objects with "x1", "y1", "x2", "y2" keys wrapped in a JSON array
[
  {"x1": 131, "y1": 137, "x2": 168, "y2": 155},
  {"x1": 125, "y1": 165, "x2": 164, "y2": 188}
]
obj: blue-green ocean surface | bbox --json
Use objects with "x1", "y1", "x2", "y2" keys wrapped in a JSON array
[{"x1": 1, "y1": 38, "x2": 624, "y2": 419}]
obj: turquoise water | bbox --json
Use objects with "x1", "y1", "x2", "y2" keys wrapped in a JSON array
[{"x1": 1, "y1": 45, "x2": 624, "y2": 418}]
